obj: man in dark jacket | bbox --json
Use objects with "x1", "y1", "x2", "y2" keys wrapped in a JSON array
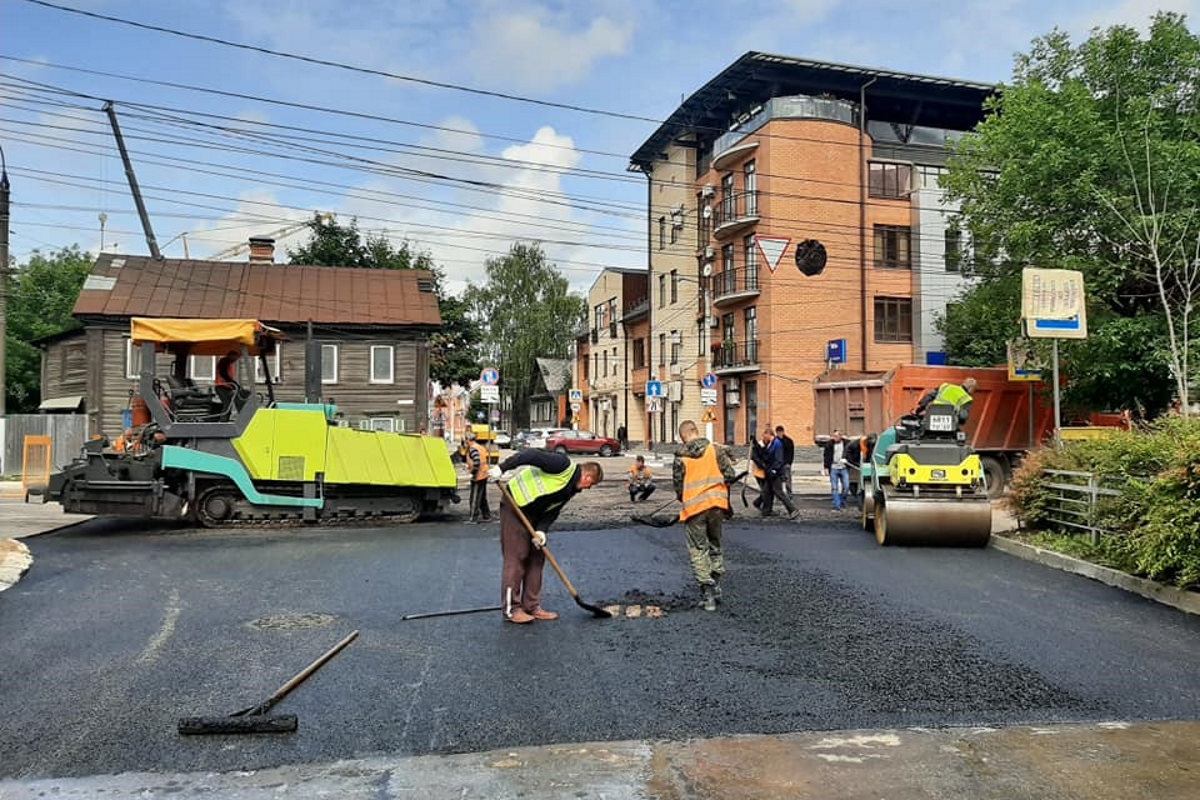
[
  {"x1": 774, "y1": 424, "x2": 795, "y2": 496},
  {"x1": 493, "y1": 450, "x2": 603, "y2": 624},
  {"x1": 759, "y1": 427, "x2": 800, "y2": 519}
]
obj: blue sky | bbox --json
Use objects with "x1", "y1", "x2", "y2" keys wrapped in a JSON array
[{"x1": 2, "y1": 0, "x2": 1195, "y2": 295}]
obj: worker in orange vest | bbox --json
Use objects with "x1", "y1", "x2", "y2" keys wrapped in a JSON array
[
  {"x1": 465, "y1": 431, "x2": 493, "y2": 523},
  {"x1": 672, "y1": 419, "x2": 738, "y2": 612}
]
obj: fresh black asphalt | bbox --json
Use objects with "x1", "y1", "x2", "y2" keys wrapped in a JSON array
[{"x1": 3, "y1": 514, "x2": 1199, "y2": 780}]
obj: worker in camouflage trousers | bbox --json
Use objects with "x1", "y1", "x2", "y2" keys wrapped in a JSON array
[{"x1": 672, "y1": 420, "x2": 738, "y2": 612}]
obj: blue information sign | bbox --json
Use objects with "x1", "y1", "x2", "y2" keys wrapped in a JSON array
[
  {"x1": 646, "y1": 380, "x2": 664, "y2": 398},
  {"x1": 826, "y1": 339, "x2": 847, "y2": 364},
  {"x1": 701, "y1": 372, "x2": 717, "y2": 389}
]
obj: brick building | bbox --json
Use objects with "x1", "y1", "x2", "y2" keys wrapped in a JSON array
[{"x1": 628, "y1": 52, "x2": 995, "y2": 446}]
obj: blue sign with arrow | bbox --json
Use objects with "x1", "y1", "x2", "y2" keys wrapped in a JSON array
[{"x1": 701, "y1": 372, "x2": 717, "y2": 389}]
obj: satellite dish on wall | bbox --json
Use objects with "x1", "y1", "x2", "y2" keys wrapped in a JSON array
[
  {"x1": 702, "y1": 263, "x2": 713, "y2": 277},
  {"x1": 795, "y1": 239, "x2": 828, "y2": 277}
]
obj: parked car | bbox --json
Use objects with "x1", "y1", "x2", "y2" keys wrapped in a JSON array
[
  {"x1": 544, "y1": 430, "x2": 621, "y2": 457},
  {"x1": 525, "y1": 427, "x2": 569, "y2": 450},
  {"x1": 493, "y1": 430, "x2": 512, "y2": 448},
  {"x1": 512, "y1": 429, "x2": 534, "y2": 450}
]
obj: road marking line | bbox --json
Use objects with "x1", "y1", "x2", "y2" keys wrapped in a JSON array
[{"x1": 137, "y1": 588, "x2": 181, "y2": 664}]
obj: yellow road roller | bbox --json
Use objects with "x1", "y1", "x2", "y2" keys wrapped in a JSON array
[{"x1": 862, "y1": 404, "x2": 992, "y2": 547}]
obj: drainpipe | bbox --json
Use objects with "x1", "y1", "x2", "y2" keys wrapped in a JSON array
[
  {"x1": 644, "y1": 167, "x2": 654, "y2": 449},
  {"x1": 858, "y1": 77, "x2": 877, "y2": 372}
]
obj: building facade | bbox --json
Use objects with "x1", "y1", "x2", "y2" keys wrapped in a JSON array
[{"x1": 629, "y1": 52, "x2": 992, "y2": 446}]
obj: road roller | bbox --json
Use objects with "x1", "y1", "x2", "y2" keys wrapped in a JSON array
[{"x1": 860, "y1": 404, "x2": 992, "y2": 547}]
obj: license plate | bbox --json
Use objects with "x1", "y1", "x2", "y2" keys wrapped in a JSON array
[
  {"x1": 928, "y1": 415, "x2": 954, "y2": 432},
  {"x1": 931, "y1": 469, "x2": 947, "y2": 480}
]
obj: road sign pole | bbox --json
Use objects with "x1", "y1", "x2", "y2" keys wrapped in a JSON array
[{"x1": 1052, "y1": 338, "x2": 1062, "y2": 450}]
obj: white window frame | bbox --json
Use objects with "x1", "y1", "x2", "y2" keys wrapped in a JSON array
[
  {"x1": 255, "y1": 343, "x2": 282, "y2": 384},
  {"x1": 370, "y1": 345, "x2": 395, "y2": 384},
  {"x1": 369, "y1": 416, "x2": 396, "y2": 432},
  {"x1": 321, "y1": 344, "x2": 339, "y2": 384},
  {"x1": 125, "y1": 338, "x2": 141, "y2": 380},
  {"x1": 189, "y1": 355, "x2": 217, "y2": 382}
]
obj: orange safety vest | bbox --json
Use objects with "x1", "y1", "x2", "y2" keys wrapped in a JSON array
[
  {"x1": 469, "y1": 441, "x2": 491, "y2": 481},
  {"x1": 679, "y1": 444, "x2": 730, "y2": 522}
]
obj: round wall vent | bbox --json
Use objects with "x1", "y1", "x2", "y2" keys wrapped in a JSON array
[{"x1": 795, "y1": 239, "x2": 828, "y2": 276}]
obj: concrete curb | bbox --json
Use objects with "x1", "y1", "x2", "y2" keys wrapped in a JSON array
[
  {"x1": 0, "y1": 539, "x2": 33, "y2": 593},
  {"x1": 990, "y1": 534, "x2": 1200, "y2": 617}
]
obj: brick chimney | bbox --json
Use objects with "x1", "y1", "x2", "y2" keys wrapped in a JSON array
[{"x1": 248, "y1": 237, "x2": 275, "y2": 264}]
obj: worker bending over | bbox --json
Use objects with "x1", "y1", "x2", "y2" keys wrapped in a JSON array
[{"x1": 915, "y1": 377, "x2": 978, "y2": 428}]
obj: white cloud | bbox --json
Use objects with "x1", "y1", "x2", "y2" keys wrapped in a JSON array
[
  {"x1": 1076, "y1": 0, "x2": 1200, "y2": 34},
  {"x1": 466, "y1": 8, "x2": 634, "y2": 93},
  {"x1": 184, "y1": 189, "x2": 311, "y2": 259}
]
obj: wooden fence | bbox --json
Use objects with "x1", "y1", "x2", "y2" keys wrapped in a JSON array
[{"x1": 1, "y1": 415, "x2": 89, "y2": 476}]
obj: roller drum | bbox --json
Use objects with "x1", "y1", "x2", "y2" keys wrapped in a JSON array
[{"x1": 873, "y1": 489, "x2": 992, "y2": 547}]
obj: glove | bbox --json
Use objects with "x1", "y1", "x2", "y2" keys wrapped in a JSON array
[
  {"x1": 531, "y1": 530, "x2": 547, "y2": 549},
  {"x1": 487, "y1": 466, "x2": 502, "y2": 481}
]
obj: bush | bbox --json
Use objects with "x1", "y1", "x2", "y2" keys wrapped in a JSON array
[{"x1": 1007, "y1": 417, "x2": 1200, "y2": 589}]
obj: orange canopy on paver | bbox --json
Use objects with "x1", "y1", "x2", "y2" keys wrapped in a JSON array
[{"x1": 130, "y1": 318, "x2": 287, "y2": 356}]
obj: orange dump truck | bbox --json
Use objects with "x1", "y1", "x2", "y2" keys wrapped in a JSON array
[{"x1": 814, "y1": 365, "x2": 1054, "y2": 493}]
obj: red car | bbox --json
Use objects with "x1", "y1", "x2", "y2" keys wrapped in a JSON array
[{"x1": 544, "y1": 430, "x2": 622, "y2": 457}]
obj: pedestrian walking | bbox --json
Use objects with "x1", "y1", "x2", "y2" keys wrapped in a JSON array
[
  {"x1": 617, "y1": 424, "x2": 628, "y2": 452},
  {"x1": 774, "y1": 424, "x2": 795, "y2": 496},
  {"x1": 464, "y1": 431, "x2": 492, "y2": 523},
  {"x1": 749, "y1": 433, "x2": 768, "y2": 510},
  {"x1": 491, "y1": 450, "x2": 603, "y2": 624},
  {"x1": 759, "y1": 427, "x2": 800, "y2": 519},
  {"x1": 672, "y1": 419, "x2": 738, "y2": 612},
  {"x1": 823, "y1": 430, "x2": 851, "y2": 510},
  {"x1": 627, "y1": 455, "x2": 657, "y2": 502}
]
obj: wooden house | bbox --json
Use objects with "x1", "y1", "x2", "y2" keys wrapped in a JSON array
[{"x1": 39, "y1": 241, "x2": 442, "y2": 439}]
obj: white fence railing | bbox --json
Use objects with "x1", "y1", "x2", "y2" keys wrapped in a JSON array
[
  {"x1": 1041, "y1": 469, "x2": 1124, "y2": 544},
  {"x1": 1, "y1": 415, "x2": 89, "y2": 476}
]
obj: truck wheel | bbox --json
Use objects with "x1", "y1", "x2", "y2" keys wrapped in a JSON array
[{"x1": 980, "y1": 456, "x2": 1007, "y2": 499}]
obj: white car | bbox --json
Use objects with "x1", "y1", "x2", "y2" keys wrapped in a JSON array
[
  {"x1": 493, "y1": 430, "x2": 512, "y2": 447},
  {"x1": 526, "y1": 427, "x2": 569, "y2": 450}
]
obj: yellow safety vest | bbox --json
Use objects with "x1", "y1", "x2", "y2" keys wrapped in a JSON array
[
  {"x1": 934, "y1": 382, "x2": 973, "y2": 413},
  {"x1": 679, "y1": 445, "x2": 730, "y2": 522},
  {"x1": 507, "y1": 464, "x2": 578, "y2": 509}
]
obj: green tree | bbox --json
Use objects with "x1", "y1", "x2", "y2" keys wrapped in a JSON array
[
  {"x1": 941, "y1": 12, "x2": 1200, "y2": 416},
  {"x1": 287, "y1": 213, "x2": 482, "y2": 387},
  {"x1": 4, "y1": 245, "x2": 92, "y2": 412},
  {"x1": 463, "y1": 243, "x2": 585, "y2": 429}
]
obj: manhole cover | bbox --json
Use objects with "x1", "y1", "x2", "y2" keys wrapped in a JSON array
[{"x1": 249, "y1": 612, "x2": 336, "y2": 630}]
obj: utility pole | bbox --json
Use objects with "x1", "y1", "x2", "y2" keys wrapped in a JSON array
[
  {"x1": 104, "y1": 102, "x2": 161, "y2": 260},
  {"x1": 0, "y1": 145, "x2": 10, "y2": 416}
]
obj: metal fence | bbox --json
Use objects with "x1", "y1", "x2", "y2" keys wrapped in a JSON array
[
  {"x1": 1041, "y1": 469, "x2": 1124, "y2": 544},
  {"x1": 1, "y1": 415, "x2": 89, "y2": 476}
]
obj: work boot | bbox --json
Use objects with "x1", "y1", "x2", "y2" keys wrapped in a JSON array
[
  {"x1": 529, "y1": 608, "x2": 559, "y2": 621},
  {"x1": 710, "y1": 575, "x2": 722, "y2": 602},
  {"x1": 701, "y1": 584, "x2": 717, "y2": 612},
  {"x1": 505, "y1": 610, "x2": 535, "y2": 624}
]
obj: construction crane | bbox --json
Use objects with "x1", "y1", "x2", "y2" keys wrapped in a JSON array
[{"x1": 208, "y1": 214, "x2": 333, "y2": 261}]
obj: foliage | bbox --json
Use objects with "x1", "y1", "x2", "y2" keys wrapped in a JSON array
[
  {"x1": 287, "y1": 213, "x2": 482, "y2": 387},
  {"x1": 463, "y1": 243, "x2": 585, "y2": 429},
  {"x1": 4, "y1": 245, "x2": 92, "y2": 412},
  {"x1": 1006, "y1": 417, "x2": 1200, "y2": 587},
  {"x1": 941, "y1": 13, "x2": 1200, "y2": 417}
]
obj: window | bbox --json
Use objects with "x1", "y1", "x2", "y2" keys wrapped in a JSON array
[
  {"x1": 595, "y1": 303, "x2": 606, "y2": 331},
  {"x1": 125, "y1": 338, "x2": 141, "y2": 380},
  {"x1": 658, "y1": 333, "x2": 666, "y2": 366},
  {"x1": 721, "y1": 172, "x2": 735, "y2": 221},
  {"x1": 632, "y1": 338, "x2": 645, "y2": 369},
  {"x1": 254, "y1": 343, "x2": 281, "y2": 383},
  {"x1": 743, "y1": 234, "x2": 758, "y2": 290},
  {"x1": 321, "y1": 344, "x2": 338, "y2": 384},
  {"x1": 658, "y1": 217, "x2": 666, "y2": 250},
  {"x1": 670, "y1": 270, "x2": 678, "y2": 304},
  {"x1": 874, "y1": 297, "x2": 913, "y2": 343},
  {"x1": 944, "y1": 228, "x2": 962, "y2": 273},
  {"x1": 874, "y1": 225, "x2": 912, "y2": 269},
  {"x1": 368, "y1": 417, "x2": 396, "y2": 432},
  {"x1": 189, "y1": 355, "x2": 216, "y2": 382},
  {"x1": 659, "y1": 274, "x2": 666, "y2": 308},
  {"x1": 670, "y1": 331, "x2": 681, "y2": 364},
  {"x1": 722, "y1": 312, "x2": 736, "y2": 342},
  {"x1": 744, "y1": 306, "x2": 758, "y2": 362},
  {"x1": 869, "y1": 162, "x2": 912, "y2": 199},
  {"x1": 603, "y1": 350, "x2": 608, "y2": 377},
  {"x1": 744, "y1": 160, "x2": 757, "y2": 215},
  {"x1": 370, "y1": 345, "x2": 394, "y2": 384},
  {"x1": 593, "y1": 353, "x2": 598, "y2": 380},
  {"x1": 608, "y1": 298, "x2": 617, "y2": 337}
]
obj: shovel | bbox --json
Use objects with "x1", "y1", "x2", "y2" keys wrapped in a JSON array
[{"x1": 500, "y1": 483, "x2": 611, "y2": 619}]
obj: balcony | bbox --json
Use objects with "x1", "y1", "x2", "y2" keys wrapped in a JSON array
[
  {"x1": 713, "y1": 190, "x2": 759, "y2": 239},
  {"x1": 710, "y1": 266, "x2": 761, "y2": 307},
  {"x1": 712, "y1": 95, "x2": 861, "y2": 159},
  {"x1": 711, "y1": 338, "x2": 760, "y2": 374},
  {"x1": 622, "y1": 296, "x2": 650, "y2": 322}
]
